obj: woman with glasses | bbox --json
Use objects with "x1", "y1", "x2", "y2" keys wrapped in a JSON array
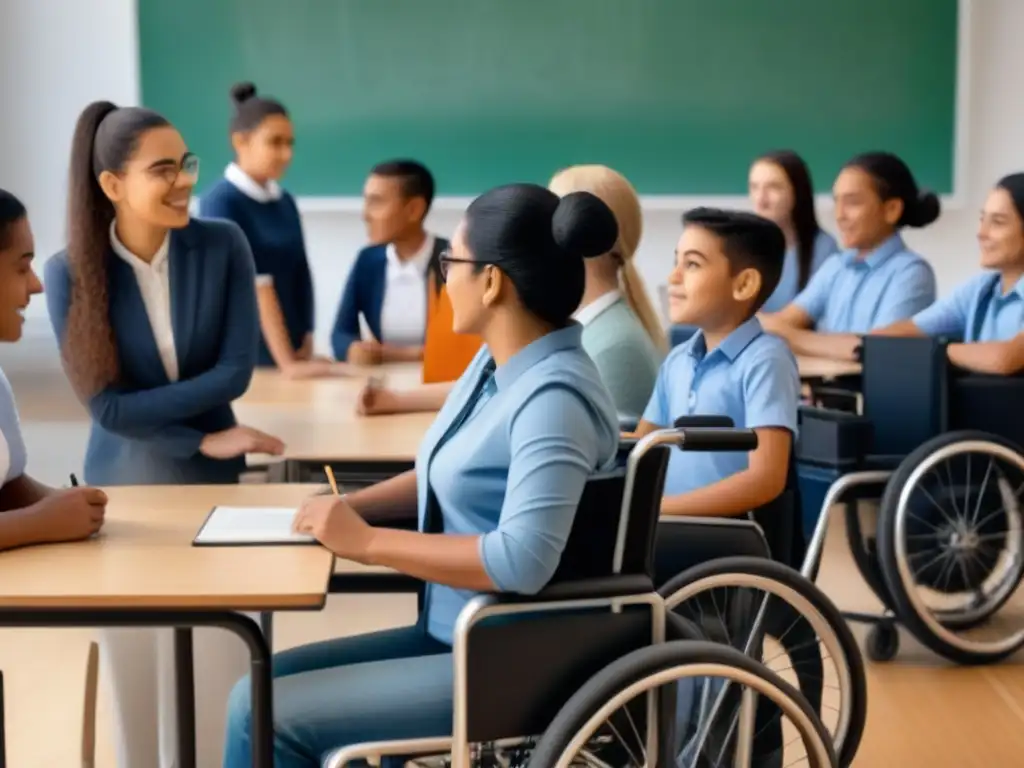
[
  {"x1": 43, "y1": 100, "x2": 285, "y2": 768},
  {"x1": 224, "y1": 183, "x2": 621, "y2": 767}
]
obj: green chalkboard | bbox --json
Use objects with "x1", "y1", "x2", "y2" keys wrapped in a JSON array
[{"x1": 138, "y1": 0, "x2": 959, "y2": 197}]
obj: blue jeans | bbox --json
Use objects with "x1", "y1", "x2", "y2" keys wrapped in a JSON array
[{"x1": 223, "y1": 624, "x2": 452, "y2": 768}]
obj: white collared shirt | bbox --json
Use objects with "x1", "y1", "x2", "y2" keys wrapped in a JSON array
[
  {"x1": 574, "y1": 289, "x2": 622, "y2": 327},
  {"x1": 109, "y1": 221, "x2": 179, "y2": 381},
  {"x1": 379, "y1": 235, "x2": 433, "y2": 346},
  {"x1": 224, "y1": 162, "x2": 282, "y2": 203}
]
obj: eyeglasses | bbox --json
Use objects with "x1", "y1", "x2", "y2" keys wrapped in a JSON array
[
  {"x1": 438, "y1": 249, "x2": 498, "y2": 282},
  {"x1": 145, "y1": 153, "x2": 200, "y2": 186}
]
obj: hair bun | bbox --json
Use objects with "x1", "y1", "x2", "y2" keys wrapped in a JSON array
[
  {"x1": 230, "y1": 82, "x2": 258, "y2": 106},
  {"x1": 551, "y1": 191, "x2": 619, "y2": 259},
  {"x1": 907, "y1": 190, "x2": 941, "y2": 228}
]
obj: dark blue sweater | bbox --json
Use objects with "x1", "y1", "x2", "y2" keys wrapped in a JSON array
[{"x1": 199, "y1": 179, "x2": 314, "y2": 366}]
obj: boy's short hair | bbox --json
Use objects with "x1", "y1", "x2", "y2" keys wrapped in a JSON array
[
  {"x1": 681, "y1": 207, "x2": 786, "y2": 313},
  {"x1": 370, "y1": 159, "x2": 436, "y2": 216}
]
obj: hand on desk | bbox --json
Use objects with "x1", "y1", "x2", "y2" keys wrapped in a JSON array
[
  {"x1": 356, "y1": 380, "x2": 401, "y2": 416},
  {"x1": 347, "y1": 340, "x2": 385, "y2": 366},
  {"x1": 292, "y1": 493, "x2": 374, "y2": 560},
  {"x1": 30, "y1": 487, "x2": 107, "y2": 544},
  {"x1": 200, "y1": 426, "x2": 286, "y2": 459}
]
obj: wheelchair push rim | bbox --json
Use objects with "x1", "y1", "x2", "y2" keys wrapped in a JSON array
[
  {"x1": 888, "y1": 437, "x2": 1024, "y2": 659},
  {"x1": 533, "y1": 641, "x2": 836, "y2": 768},
  {"x1": 659, "y1": 558, "x2": 865, "y2": 766}
]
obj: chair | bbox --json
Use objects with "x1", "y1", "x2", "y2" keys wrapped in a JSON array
[{"x1": 323, "y1": 426, "x2": 767, "y2": 768}]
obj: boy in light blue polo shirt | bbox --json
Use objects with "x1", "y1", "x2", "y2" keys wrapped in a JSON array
[
  {"x1": 761, "y1": 151, "x2": 940, "y2": 361},
  {"x1": 633, "y1": 208, "x2": 800, "y2": 517},
  {"x1": 876, "y1": 172, "x2": 1024, "y2": 375}
]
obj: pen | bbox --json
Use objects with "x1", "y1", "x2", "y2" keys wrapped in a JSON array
[
  {"x1": 324, "y1": 465, "x2": 340, "y2": 496},
  {"x1": 70, "y1": 473, "x2": 79, "y2": 487}
]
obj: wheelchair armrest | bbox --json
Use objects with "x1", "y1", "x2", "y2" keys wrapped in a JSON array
[
  {"x1": 618, "y1": 413, "x2": 640, "y2": 433},
  {"x1": 673, "y1": 415, "x2": 736, "y2": 429},
  {"x1": 796, "y1": 405, "x2": 873, "y2": 469},
  {"x1": 490, "y1": 574, "x2": 655, "y2": 604}
]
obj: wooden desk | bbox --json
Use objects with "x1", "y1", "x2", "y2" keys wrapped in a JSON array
[
  {"x1": 796, "y1": 355, "x2": 862, "y2": 381},
  {"x1": 0, "y1": 484, "x2": 333, "y2": 768},
  {"x1": 236, "y1": 365, "x2": 433, "y2": 482}
]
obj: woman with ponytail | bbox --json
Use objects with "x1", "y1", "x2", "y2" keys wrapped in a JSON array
[
  {"x1": 43, "y1": 101, "x2": 285, "y2": 767},
  {"x1": 356, "y1": 164, "x2": 664, "y2": 418}
]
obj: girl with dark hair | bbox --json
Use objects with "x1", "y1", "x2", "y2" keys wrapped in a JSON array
[
  {"x1": 223, "y1": 183, "x2": 622, "y2": 767},
  {"x1": 748, "y1": 150, "x2": 838, "y2": 312},
  {"x1": 876, "y1": 172, "x2": 1024, "y2": 374},
  {"x1": 761, "y1": 150, "x2": 940, "y2": 361},
  {"x1": 44, "y1": 100, "x2": 285, "y2": 767},
  {"x1": 0, "y1": 189, "x2": 108, "y2": 551},
  {"x1": 199, "y1": 83, "x2": 341, "y2": 378}
]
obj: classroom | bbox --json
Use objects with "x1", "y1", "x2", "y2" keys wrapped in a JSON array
[{"x1": 1, "y1": 0, "x2": 1023, "y2": 766}]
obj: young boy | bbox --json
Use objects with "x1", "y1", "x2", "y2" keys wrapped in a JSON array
[
  {"x1": 633, "y1": 208, "x2": 801, "y2": 518},
  {"x1": 874, "y1": 175, "x2": 1024, "y2": 375},
  {"x1": 330, "y1": 159, "x2": 448, "y2": 365}
]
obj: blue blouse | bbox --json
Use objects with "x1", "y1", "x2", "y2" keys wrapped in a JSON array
[{"x1": 415, "y1": 323, "x2": 620, "y2": 644}]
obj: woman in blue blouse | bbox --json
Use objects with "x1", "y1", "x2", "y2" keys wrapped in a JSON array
[
  {"x1": 0, "y1": 188, "x2": 108, "y2": 551},
  {"x1": 748, "y1": 150, "x2": 838, "y2": 312},
  {"x1": 200, "y1": 83, "x2": 342, "y2": 378},
  {"x1": 44, "y1": 101, "x2": 285, "y2": 768},
  {"x1": 223, "y1": 185, "x2": 622, "y2": 767}
]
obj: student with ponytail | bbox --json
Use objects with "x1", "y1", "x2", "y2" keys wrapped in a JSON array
[
  {"x1": 761, "y1": 151, "x2": 939, "y2": 360},
  {"x1": 200, "y1": 83, "x2": 341, "y2": 378},
  {"x1": 43, "y1": 101, "x2": 285, "y2": 767},
  {"x1": 357, "y1": 164, "x2": 664, "y2": 418}
]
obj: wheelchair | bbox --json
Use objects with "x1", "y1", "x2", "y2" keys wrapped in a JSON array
[
  {"x1": 322, "y1": 424, "x2": 865, "y2": 768},
  {"x1": 797, "y1": 335, "x2": 1024, "y2": 666}
]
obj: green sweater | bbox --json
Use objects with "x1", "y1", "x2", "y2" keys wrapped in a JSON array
[{"x1": 579, "y1": 297, "x2": 663, "y2": 417}]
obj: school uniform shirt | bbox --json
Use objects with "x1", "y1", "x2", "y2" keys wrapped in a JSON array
[
  {"x1": 761, "y1": 230, "x2": 839, "y2": 314},
  {"x1": 642, "y1": 316, "x2": 800, "y2": 497},
  {"x1": 912, "y1": 272, "x2": 1024, "y2": 342},
  {"x1": 199, "y1": 165, "x2": 314, "y2": 367},
  {"x1": 0, "y1": 367, "x2": 27, "y2": 488},
  {"x1": 573, "y1": 290, "x2": 662, "y2": 417},
  {"x1": 792, "y1": 233, "x2": 937, "y2": 333},
  {"x1": 330, "y1": 236, "x2": 447, "y2": 360},
  {"x1": 416, "y1": 323, "x2": 620, "y2": 644},
  {"x1": 44, "y1": 217, "x2": 259, "y2": 486}
]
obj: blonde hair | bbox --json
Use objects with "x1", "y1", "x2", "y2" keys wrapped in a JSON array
[{"x1": 549, "y1": 164, "x2": 667, "y2": 353}]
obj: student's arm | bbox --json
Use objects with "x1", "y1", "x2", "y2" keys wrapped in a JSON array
[
  {"x1": 873, "y1": 260, "x2": 938, "y2": 329},
  {"x1": 379, "y1": 343, "x2": 425, "y2": 363},
  {"x1": 298, "y1": 386, "x2": 601, "y2": 594},
  {"x1": 358, "y1": 381, "x2": 452, "y2": 416},
  {"x1": 45, "y1": 227, "x2": 258, "y2": 452},
  {"x1": 947, "y1": 333, "x2": 1024, "y2": 375},
  {"x1": 0, "y1": 474, "x2": 53, "y2": 510},
  {"x1": 661, "y1": 353, "x2": 800, "y2": 517},
  {"x1": 330, "y1": 257, "x2": 363, "y2": 361}
]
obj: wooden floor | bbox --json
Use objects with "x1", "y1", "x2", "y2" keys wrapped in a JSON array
[{"x1": 2, "y1": 369, "x2": 1023, "y2": 766}]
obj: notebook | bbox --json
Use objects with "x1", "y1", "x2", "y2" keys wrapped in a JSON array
[{"x1": 193, "y1": 506, "x2": 317, "y2": 546}]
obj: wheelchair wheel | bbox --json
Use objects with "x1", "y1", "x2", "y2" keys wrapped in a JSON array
[
  {"x1": 526, "y1": 640, "x2": 836, "y2": 768},
  {"x1": 877, "y1": 430, "x2": 1024, "y2": 665},
  {"x1": 658, "y1": 557, "x2": 866, "y2": 767}
]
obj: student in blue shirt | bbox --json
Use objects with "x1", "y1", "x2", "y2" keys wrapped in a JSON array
[
  {"x1": 631, "y1": 208, "x2": 800, "y2": 518},
  {"x1": 761, "y1": 151, "x2": 939, "y2": 361},
  {"x1": 330, "y1": 160, "x2": 448, "y2": 365},
  {"x1": 200, "y1": 83, "x2": 340, "y2": 379},
  {"x1": 875, "y1": 172, "x2": 1024, "y2": 375},
  {"x1": 748, "y1": 150, "x2": 838, "y2": 312},
  {"x1": 44, "y1": 101, "x2": 285, "y2": 768},
  {"x1": 0, "y1": 189, "x2": 108, "y2": 551},
  {"x1": 223, "y1": 184, "x2": 621, "y2": 768}
]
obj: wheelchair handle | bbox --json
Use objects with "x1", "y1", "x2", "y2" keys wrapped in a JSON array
[{"x1": 670, "y1": 427, "x2": 758, "y2": 452}]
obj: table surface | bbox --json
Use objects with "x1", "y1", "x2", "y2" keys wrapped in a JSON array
[
  {"x1": 235, "y1": 357, "x2": 862, "y2": 464},
  {"x1": 0, "y1": 484, "x2": 335, "y2": 610}
]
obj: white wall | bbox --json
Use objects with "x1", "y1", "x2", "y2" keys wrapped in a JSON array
[{"x1": 2, "y1": 0, "x2": 1023, "y2": 361}]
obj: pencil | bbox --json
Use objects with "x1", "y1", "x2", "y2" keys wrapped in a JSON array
[{"x1": 324, "y1": 465, "x2": 339, "y2": 496}]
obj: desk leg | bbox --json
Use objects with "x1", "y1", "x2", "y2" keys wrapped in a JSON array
[{"x1": 174, "y1": 629, "x2": 197, "y2": 768}]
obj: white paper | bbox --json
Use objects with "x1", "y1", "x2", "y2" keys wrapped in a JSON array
[{"x1": 194, "y1": 506, "x2": 315, "y2": 545}]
